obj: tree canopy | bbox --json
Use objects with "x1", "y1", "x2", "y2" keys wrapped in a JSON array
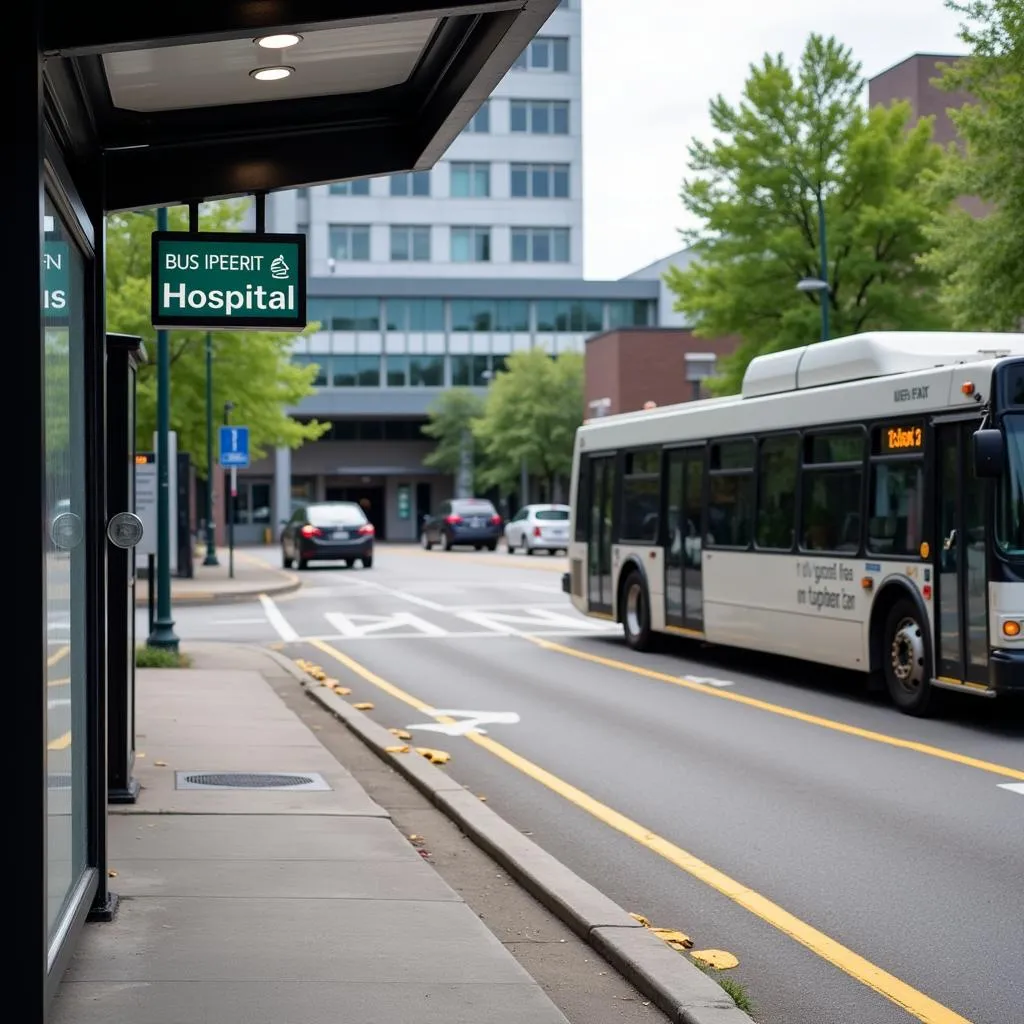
[
  {"x1": 106, "y1": 200, "x2": 326, "y2": 476},
  {"x1": 420, "y1": 349, "x2": 584, "y2": 500},
  {"x1": 666, "y1": 33, "x2": 949, "y2": 394},
  {"x1": 921, "y1": 0, "x2": 1024, "y2": 329}
]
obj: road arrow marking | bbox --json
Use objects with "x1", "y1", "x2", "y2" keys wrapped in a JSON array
[
  {"x1": 324, "y1": 611, "x2": 447, "y2": 638},
  {"x1": 406, "y1": 709, "x2": 521, "y2": 737}
]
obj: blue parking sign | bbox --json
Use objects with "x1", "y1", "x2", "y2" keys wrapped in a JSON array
[{"x1": 219, "y1": 425, "x2": 250, "y2": 468}]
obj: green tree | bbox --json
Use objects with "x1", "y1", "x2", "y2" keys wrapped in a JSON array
[
  {"x1": 474, "y1": 349, "x2": 583, "y2": 498},
  {"x1": 106, "y1": 200, "x2": 327, "y2": 477},
  {"x1": 921, "y1": 1, "x2": 1024, "y2": 329},
  {"x1": 666, "y1": 34, "x2": 948, "y2": 395},
  {"x1": 421, "y1": 388, "x2": 487, "y2": 476}
]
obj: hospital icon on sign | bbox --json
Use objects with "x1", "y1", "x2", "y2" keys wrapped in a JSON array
[{"x1": 270, "y1": 254, "x2": 289, "y2": 279}]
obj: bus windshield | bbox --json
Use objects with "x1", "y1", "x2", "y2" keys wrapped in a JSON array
[{"x1": 997, "y1": 414, "x2": 1024, "y2": 556}]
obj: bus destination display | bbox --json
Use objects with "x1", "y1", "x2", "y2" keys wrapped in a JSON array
[{"x1": 880, "y1": 424, "x2": 923, "y2": 454}]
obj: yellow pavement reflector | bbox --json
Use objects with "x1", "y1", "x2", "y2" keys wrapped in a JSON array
[
  {"x1": 478, "y1": 794, "x2": 487, "y2": 801},
  {"x1": 691, "y1": 949, "x2": 739, "y2": 970},
  {"x1": 333, "y1": 685, "x2": 352, "y2": 695},
  {"x1": 108, "y1": 869, "x2": 118, "y2": 878},
  {"x1": 154, "y1": 760, "x2": 168, "y2": 767},
  {"x1": 415, "y1": 747, "x2": 450, "y2": 765},
  {"x1": 629, "y1": 912, "x2": 651, "y2": 927},
  {"x1": 385, "y1": 745, "x2": 410, "y2": 754},
  {"x1": 352, "y1": 702, "x2": 375, "y2": 711},
  {"x1": 651, "y1": 927, "x2": 693, "y2": 951},
  {"x1": 389, "y1": 728, "x2": 412, "y2": 740}
]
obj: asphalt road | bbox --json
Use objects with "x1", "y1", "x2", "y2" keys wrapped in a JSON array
[{"x1": 164, "y1": 544, "x2": 1024, "y2": 1024}]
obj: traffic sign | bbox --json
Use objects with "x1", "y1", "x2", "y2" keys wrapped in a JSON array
[{"x1": 219, "y1": 425, "x2": 250, "y2": 468}]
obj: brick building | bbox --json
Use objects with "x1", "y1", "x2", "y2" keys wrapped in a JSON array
[
  {"x1": 583, "y1": 327, "x2": 740, "y2": 418},
  {"x1": 868, "y1": 52, "x2": 984, "y2": 216}
]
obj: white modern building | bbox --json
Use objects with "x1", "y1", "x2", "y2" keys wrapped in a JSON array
[{"x1": 237, "y1": 0, "x2": 667, "y2": 543}]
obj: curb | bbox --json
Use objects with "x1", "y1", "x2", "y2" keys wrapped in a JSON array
[
  {"x1": 134, "y1": 576, "x2": 301, "y2": 607},
  {"x1": 262, "y1": 648, "x2": 754, "y2": 1024}
]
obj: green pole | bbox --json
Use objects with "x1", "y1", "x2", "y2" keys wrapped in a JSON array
[
  {"x1": 147, "y1": 207, "x2": 179, "y2": 650},
  {"x1": 203, "y1": 331, "x2": 219, "y2": 565},
  {"x1": 817, "y1": 193, "x2": 830, "y2": 343}
]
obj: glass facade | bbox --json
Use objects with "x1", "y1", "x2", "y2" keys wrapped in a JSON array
[{"x1": 43, "y1": 195, "x2": 89, "y2": 940}]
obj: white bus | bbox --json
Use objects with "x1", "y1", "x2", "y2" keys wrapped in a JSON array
[{"x1": 563, "y1": 331, "x2": 1024, "y2": 715}]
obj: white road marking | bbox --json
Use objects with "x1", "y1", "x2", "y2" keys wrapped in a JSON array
[
  {"x1": 997, "y1": 782, "x2": 1024, "y2": 796},
  {"x1": 684, "y1": 675, "x2": 734, "y2": 688},
  {"x1": 258, "y1": 594, "x2": 299, "y2": 642},
  {"x1": 296, "y1": 629, "x2": 618, "y2": 642},
  {"x1": 406, "y1": 709, "x2": 520, "y2": 737},
  {"x1": 343, "y1": 578, "x2": 449, "y2": 611},
  {"x1": 324, "y1": 611, "x2": 448, "y2": 638},
  {"x1": 457, "y1": 608, "x2": 619, "y2": 634}
]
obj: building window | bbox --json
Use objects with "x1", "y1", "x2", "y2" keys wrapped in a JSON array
[
  {"x1": 463, "y1": 100, "x2": 490, "y2": 133},
  {"x1": 328, "y1": 179, "x2": 370, "y2": 196},
  {"x1": 390, "y1": 171, "x2": 431, "y2": 196},
  {"x1": 385, "y1": 298, "x2": 444, "y2": 332},
  {"x1": 510, "y1": 163, "x2": 570, "y2": 198},
  {"x1": 512, "y1": 36, "x2": 569, "y2": 72},
  {"x1": 451, "y1": 354, "x2": 494, "y2": 387},
  {"x1": 510, "y1": 99, "x2": 570, "y2": 134},
  {"x1": 307, "y1": 298, "x2": 379, "y2": 331},
  {"x1": 451, "y1": 299, "x2": 530, "y2": 332},
  {"x1": 607, "y1": 299, "x2": 652, "y2": 328},
  {"x1": 685, "y1": 353, "x2": 717, "y2": 399},
  {"x1": 332, "y1": 355, "x2": 381, "y2": 387},
  {"x1": 450, "y1": 162, "x2": 491, "y2": 198},
  {"x1": 451, "y1": 226, "x2": 491, "y2": 263},
  {"x1": 390, "y1": 225, "x2": 431, "y2": 262},
  {"x1": 328, "y1": 225, "x2": 370, "y2": 261},
  {"x1": 535, "y1": 299, "x2": 603, "y2": 332},
  {"x1": 511, "y1": 227, "x2": 570, "y2": 263},
  {"x1": 386, "y1": 355, "x2": 409, "y2": 386},
  {"x1": 292, "y1": 354, "x2": 328, "y2": 387},
  {"x1": 409, "y1": 355, "x2": 444, "y2": 386}
]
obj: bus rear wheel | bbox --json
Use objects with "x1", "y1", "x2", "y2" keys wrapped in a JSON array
[
  {"x1": 621, "y1": 571, "x2": 654, "y2": 651},
  {"x1": 881, "y1": 598, "x2": 934, "y2": 716}
]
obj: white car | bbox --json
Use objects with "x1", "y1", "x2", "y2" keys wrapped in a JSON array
[{"x1": 504, "y1": 504, "x2": 571, "y2": 555}]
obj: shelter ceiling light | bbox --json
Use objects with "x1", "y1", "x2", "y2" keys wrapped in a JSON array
[
  {"x1": 255, "y1": 34, "x2": 302, "y2": 49},
  {"x1": 250, "y1": 66, "x2": 294, "y2": 82}
]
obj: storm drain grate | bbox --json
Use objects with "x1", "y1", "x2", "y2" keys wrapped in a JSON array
[{"x1": 175, "y1": 771, "x2": 331, "y2": 791}]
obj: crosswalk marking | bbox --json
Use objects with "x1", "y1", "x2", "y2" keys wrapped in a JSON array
[{"x1": 324, "y1": 611, "x2": 448, "y2": 638}]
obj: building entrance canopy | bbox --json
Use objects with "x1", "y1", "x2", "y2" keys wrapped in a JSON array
[{"x1": 43, "y1": 0, "x2": 557, "y2": 210}]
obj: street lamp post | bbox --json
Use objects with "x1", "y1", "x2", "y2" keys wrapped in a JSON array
[
  {"x1": 203, "y1": 332, "x2": 219, "y2": 566},
  {"x1": 147, "y1": 206, "x2": 179, "y2": 651},
  {"x1": 795, "y1": 179, "x2": 830, "y2": 343},
  {"x1": 224, "y1": 401, "x2": 235, "y2": 579}
]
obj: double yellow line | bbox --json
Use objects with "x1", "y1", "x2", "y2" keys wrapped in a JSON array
[{"x1": 308, "y1": 635, "x2": 986, "y2": 1024}]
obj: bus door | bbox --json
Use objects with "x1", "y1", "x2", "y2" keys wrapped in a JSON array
[
  {"x1": 934, "y1": 420, "x2": 989, "y2": 686},
  {"x1": 664, "y1": 446, "x2": 705, "y2": 632},
  {"x1": 585, "y1": 454, "x2": 615, "y2": 614}
]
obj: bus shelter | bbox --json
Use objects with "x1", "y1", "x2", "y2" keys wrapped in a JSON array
[{"x1": 10, "y1": 3, "x2": 556, "y2": 1019}]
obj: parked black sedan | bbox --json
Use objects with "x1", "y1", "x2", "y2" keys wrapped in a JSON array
[
  {"x1": 281, "y1": 501, "x2": 375, "y2": 569},
  {"x1": 421, "y1": 498, "x2": 503, "y2": 551}
]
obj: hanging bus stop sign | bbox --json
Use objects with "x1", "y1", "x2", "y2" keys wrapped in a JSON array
[{"x1": 151, "y1": 231, "x2": 307, "y2": 331}]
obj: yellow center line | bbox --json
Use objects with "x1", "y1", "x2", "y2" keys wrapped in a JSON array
[
  {"x1": 47, "y1": 645, "x2": 70, "y2": 667},
  {"x1": 48, "y1": 676, "x2": 70, "y2": 688},
  {"x1": 526, "y1": 637, "x2": 1024, "y2": 783},
  {"x1": 48, "y1": 731, "x2": 71, "y2": 751},
  {"x1": 308, "y1": 637, "x2": 973, "y2": 1024}
]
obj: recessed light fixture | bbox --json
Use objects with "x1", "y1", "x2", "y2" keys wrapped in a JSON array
[
  {"x1": 250, "y1": 66, "x2": 294, "y2": 82},
  {"x1": 255, "y1": 33, "x2": 302, "y2": 49}
]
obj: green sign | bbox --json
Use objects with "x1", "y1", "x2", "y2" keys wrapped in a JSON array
[
  {"x1": 397, "y1": 484, "x2": 411, "y2": 521},
  {"x1": 151, "y1": 231, "x2": 307, "y2": 331},
  {"x1": 43, "y1": 241, "x2": 69, "y2": 321}
]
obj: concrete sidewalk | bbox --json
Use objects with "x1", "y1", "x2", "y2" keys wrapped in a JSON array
[
  {"x1": 134, "y1": 547, "x2": 299, "y2": 606},
  {"x1": 51, "y1": 645, "x2": 571, "y2": 1024}
]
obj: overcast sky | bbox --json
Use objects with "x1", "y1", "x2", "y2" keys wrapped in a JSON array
[{"x1": 580, "y1": 0, "x2": 967, "y2": 280}]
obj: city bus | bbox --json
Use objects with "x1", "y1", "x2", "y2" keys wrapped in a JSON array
[{"x1": 563, "y1": 331, "x2": 1024, "y2": 715}]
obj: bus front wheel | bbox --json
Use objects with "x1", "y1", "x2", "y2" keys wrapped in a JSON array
[
  {"x1": 881, "y1": 598, "x2": 934, "y2": 716},
  {"x1": 621, "y1": 571, "x2": 654, "y2": 651}
]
